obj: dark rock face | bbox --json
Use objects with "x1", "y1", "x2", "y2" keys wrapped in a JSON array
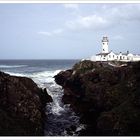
[
  {"x1": 0, "y1": 71, "x2": 52, "y2": 136},
  {"x1": 55, "y1": 60, "x2": 140, "y2": 136}
]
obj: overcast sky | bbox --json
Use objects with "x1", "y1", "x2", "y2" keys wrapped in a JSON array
[{"x1": 0, "y1": 3, "x2": 140, "y2": 59}]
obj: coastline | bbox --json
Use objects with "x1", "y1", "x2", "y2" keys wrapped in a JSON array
[{"x1": 55, "y1": 60, "x2": 140, "y2": 136}]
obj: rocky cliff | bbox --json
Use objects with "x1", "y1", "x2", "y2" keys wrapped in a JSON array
[
  {"x1": 0, "y1": 71, "x2": 52, "y2": 136},
  {"x1": 55, "y1": 60, "x2": 140, "y2": 136}
]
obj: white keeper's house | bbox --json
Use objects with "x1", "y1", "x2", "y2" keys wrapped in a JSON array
[{"x1": 90, "y1": 36, "x2": 140, "y2": 62}]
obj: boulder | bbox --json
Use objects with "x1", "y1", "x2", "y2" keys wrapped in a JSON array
[
  {"x1": 55, "y1": 60, "x2": 140, "y2": 136},
  {"x1": 0, "y1": 71, "x2": 52, "y2": 136}
]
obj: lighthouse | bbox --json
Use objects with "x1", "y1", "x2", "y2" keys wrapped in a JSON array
[
  {"x1": 92, "y1": 36, "x2": 140, "y2": 62},
  {"x1": 102, "y1": 36, "x2": 109, "y2": 53}
]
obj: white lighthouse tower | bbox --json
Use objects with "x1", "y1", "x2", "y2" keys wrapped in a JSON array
[{"x1": 102, "y1": 36, "x2": 109, "y2": 53}]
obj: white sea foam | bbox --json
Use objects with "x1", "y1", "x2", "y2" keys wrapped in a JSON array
[
  {"x1": 0, "y1": 65, "x2": 27, "y2": 68},
  {"x1": 29, "y1": 70, "x2": 61, "y2": 87},
  {"x1": 6, "y1": 72, "x2": 26, "y2": 77},
  {"x1": 6, "y1": 69, "x2": 61, "y2": 88}
]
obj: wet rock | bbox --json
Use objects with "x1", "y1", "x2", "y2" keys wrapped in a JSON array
[
  {"x1": 65, "y1": 125, "x2": 76, "y2": 136},
  {"x1": 70, "y1": 125, "x2": 76, "y2": 131},
  {"x1": 0, "y1": 71, "x2": 52, "y2": 136},
  {"x1": 39, "y1": 88, "x2": 53, "y2": 107},
  {"x1": 54, "y1": 69, "x2": 73, "y2": 86}
]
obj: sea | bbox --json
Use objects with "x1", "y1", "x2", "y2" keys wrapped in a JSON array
[{"x1": 0, "y1": 59, "x2": 85, "y2": 136}]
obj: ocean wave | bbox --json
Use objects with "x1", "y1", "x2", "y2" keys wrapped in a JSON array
[
  {"x1": 6, "y1": 69, "x2": 62, "y2": 87},
  {"x1": 5, "y1": 72, "x2": 26, "y2": 77},
  {"x1": 0, "y1": 65, "x2": 27, "y2": 68},
  {"x1": 30, "y1": 70, "x2": 62, "y2": 87},
  {"x1": 31, "y1": 70, "x2": 61, "y2": 79}
]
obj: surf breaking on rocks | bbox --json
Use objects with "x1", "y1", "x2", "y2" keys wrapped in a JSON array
[{"x1": 6, "y1": 69, "x2": 85, "y2": 136}]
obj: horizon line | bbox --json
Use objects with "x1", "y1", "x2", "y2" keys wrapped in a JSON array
[{"x1": 0, "y1": 58, "x2": 81, "y2": 60}]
